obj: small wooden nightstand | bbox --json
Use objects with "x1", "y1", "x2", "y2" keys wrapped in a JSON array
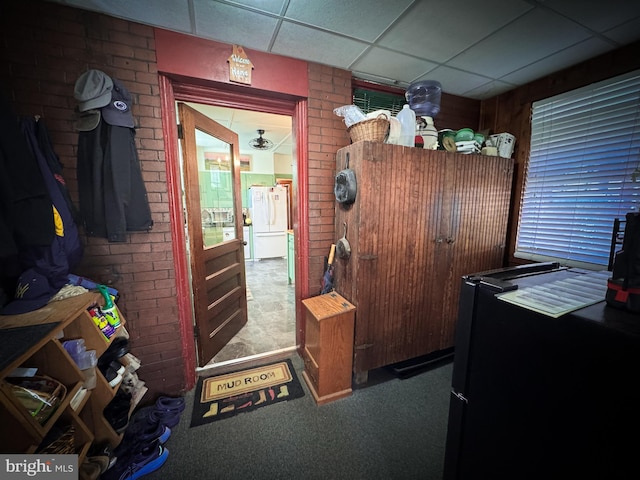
[{"x1": 301, "y1": 292, "x2": 355, "y2": 405}]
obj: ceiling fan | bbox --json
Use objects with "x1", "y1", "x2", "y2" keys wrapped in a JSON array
[{"x1": 249, "y1": 129, "x2": 274, "y2": 150}]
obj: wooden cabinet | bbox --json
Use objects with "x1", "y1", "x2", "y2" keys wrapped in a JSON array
[
  {"x1": 0, "y1": 292, "x2": 133, "y2": 465},
  {"x1": 302, "y1": 292, "x2": 355, "y2": 405},
  {"x1": 334, "y1": 142, "x2": 513, "y2": 381}
]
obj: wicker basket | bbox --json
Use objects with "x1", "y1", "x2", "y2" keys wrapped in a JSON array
[{"x1": 347, "y1": 115, "x2": 390, "y2": 143}]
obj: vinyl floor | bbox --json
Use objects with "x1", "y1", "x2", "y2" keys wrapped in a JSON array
[{"x1": 210, "y1": 257, "x2": 296, "y2": 364}]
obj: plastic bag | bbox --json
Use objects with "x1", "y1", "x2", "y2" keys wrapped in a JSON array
[{"x1": 333, "y1": 105, "x2": 366, "y2": 128}]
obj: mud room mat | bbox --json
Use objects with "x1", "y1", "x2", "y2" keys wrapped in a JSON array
[{"x1": 190, "y1": 358, "x2": 304, "y2": 427}]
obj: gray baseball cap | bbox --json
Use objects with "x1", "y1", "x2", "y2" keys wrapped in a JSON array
[
  {"x1": 74, "y1": 108, "x2": 101, "y2": 132},
  {"x1": 74, "y1": 69, "x2": 113, "y2": 112}
]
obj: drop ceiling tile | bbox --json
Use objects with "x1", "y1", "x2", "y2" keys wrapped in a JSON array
[
  {"x1": 541, "y1": 0, "x2": 640, "y2": 33},
  {"x1": 222, "y1": 0, "x2": 287, "y2": 15},
  {"x1": 413, "y1": 66, "x2": 496, "y2": 97},
  {"x1": 284, "y1": 0, "x2": 412, "y2": 41},
  {"x1": 447, "y1": 8, "x2": 593, "y2": 78},
  {"x1": 193, "y1": 1, "x2": 279, "y2": 51},
  {"x1": 62, "y1": 0, "x2": 193, "y2": 32},
  {"x1": 377, "y1": 0, "x2": 533, "y2": 62},
  {"x1": 271, "y1": 22, "x2": 368, "y2": 68},
  {"x1": 501, "y1": 37, "x2": 614, "y2": 86},
  {"x1": 602, "y1": 18, "x2": 640, "y2": 45},
  {"x1": 463, "y1": 80, "x2": 518, "y2": 100},
  {"x1": 350, "y1": 47, "x2": 438, "y2": 84}
]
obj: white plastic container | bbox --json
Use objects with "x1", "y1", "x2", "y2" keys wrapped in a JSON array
[{"x1": 396, "y1": 104, "x2": 416, "y2": 147}]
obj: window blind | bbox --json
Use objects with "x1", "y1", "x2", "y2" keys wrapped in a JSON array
[
  {"x1": 515, "y1": 69, "x2": 640, "y2": 268},
  {"x1": 353, "y1": 87, "x2": 404, "y2": 116}
]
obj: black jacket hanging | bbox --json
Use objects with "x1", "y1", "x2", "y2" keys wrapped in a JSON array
[
  {"x1": 77, "y1": 118, "x2": 152, "y2": 242},
  {"x1": 0, "y1": 93, "x2": 54, "y2": 259}
]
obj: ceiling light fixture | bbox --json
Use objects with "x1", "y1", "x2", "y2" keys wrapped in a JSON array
[{"x1": 249, "y1": 129, "x2": 274, "y2": 150}]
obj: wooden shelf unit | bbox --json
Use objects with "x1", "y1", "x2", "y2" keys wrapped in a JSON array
[{"x1": 0, "y1": 292, "x2": 130, "y2": 465}]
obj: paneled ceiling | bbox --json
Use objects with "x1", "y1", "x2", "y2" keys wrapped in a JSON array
[{"x1": 50, "y1": 0, "x2": 640, "y2": 154}]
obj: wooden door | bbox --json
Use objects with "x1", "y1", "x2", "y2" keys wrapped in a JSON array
[{"x1": 178, "y1": 103, "x2": 247, "y2": 367}]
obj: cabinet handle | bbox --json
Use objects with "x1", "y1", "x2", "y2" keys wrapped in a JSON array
[
  {"x1": 446, "y1": 237, "x2": 455, "y2": 244},
  {"x1": 435, "y1": 237, "x2": 443, "y2": 244}
]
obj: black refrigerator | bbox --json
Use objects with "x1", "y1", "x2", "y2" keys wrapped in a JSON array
[{"x1": 443, "y1": 263, "x2": 640, "y2": 480}]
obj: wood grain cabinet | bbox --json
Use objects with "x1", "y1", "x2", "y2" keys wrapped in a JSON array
[
  {"x1": 334, "y1": 142, "x2": 514, "y2": 382},
  {"x1": 0, "y1": 292, "x2": 133, "y2": 469},
  {"x1": 302, "y1": 292, "x2": 355, "y2": 405}
]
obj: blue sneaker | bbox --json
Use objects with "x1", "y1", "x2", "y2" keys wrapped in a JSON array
[
  {"x1": 115, "y1": 421, "x2": 171, "y2": 459},
  {"x1": 155, "y1": 396, "x2": 186, "y2": 413},
  {"x1": 103, "y1": 441, "x2": 168, "y2": 480}
]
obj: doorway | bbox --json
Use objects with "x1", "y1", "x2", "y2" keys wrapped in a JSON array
[
  {"x1": 181, "y1": 102, "x2": 297, "y2": 367},
  {"x1": 160, "y1": 75, "x2": 310, "y2": 389}
]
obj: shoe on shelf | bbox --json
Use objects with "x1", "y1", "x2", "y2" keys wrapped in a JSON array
[
  {"x1": 80, "y1": 460, "x2": 101, "y2": 480},
  {"x1": 99, "y1": 364, "x2": 123, "y2": 386},
  {"x1": 85, "y1": 455, "x2": 110, "y2": 474},
  {"x1": 123, "y1": 352, "x2": 141, "y2": 372},
  {"x1": 104, "y1": 390, "x2": 132, "y2": 433},
  {"x1": 87, "y1": 442, "x2": 117, "y2": 471},
  {"x1": 99, "y1": 337, "x2": 129, "y2": 368}
]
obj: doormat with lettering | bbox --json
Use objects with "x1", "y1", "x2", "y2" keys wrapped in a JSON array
[{"x1": 190, "y1": 358, "x2": 304, "y2": 427}]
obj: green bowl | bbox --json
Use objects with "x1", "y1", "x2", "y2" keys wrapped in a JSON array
[
  {"x1": 455, "y1": 128, "x2": 474, "y2": 142},
  {"x1": 473, "y1": 133, "x2": 485, "y2": 145}
]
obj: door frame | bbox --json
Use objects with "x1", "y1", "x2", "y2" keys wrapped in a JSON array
[{"x1": 159, "y1": 74, "x2": 310, "y2": 389}]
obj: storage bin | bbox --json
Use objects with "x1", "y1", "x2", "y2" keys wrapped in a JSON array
[
  {"x1": 74, "y1": 349, "x2": 97, "y2": 370},
  {"x1": 63, "y1": 338, "x2": 85, "y2": 356}
]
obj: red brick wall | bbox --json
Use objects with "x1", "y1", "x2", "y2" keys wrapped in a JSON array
[
  {"x1": 0, "y1": 1, "x2": 353, "y2": 398},
  {"x1": 306, "y1": 64, "x2": 352, "y2": 294},
  {"x1": 0, "y1": 1, "x2": 182, "y2": 397}
]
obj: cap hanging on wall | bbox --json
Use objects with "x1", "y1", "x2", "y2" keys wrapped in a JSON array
[
  {"x1": 74, "y1": 69, "x2": 113, "y2": 112},
  {"x1": 101, "y1": 78, "x2": 134, "y2": 128}
]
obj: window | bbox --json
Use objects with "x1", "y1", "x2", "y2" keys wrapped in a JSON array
[
  {"x1": 353, "y1": 87, "x2": 404, "y2": 116},
  {"x1": 516, "y1": 70, "x2": 640, "y2": 269}
]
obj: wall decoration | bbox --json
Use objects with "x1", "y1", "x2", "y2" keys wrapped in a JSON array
[
  {"x1": 228, "y1": 45, "x2": 254, "y2": 85},
  {"x1": 205, "y1": 152, "x2": 252, "y2": 171}
]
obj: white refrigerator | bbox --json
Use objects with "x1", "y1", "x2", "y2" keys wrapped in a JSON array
[{"x1": 250, "y1": 185, "x2": 288, "y2": 259}]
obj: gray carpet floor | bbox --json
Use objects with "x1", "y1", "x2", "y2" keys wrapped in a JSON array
[{"x1": 143, "y1": 355, "x2": 453, "y2": 480}]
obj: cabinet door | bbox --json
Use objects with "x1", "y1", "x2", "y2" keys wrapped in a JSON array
[
  {"x1": 335, "y1": 143, "x2": 450, "y2": 373},
  {"x1": 438, "y1": 154, "x2": 514, "y2": 346}
]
